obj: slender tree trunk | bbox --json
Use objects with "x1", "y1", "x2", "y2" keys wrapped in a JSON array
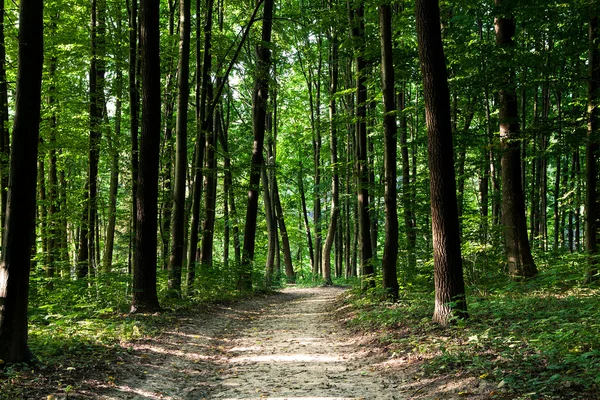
[
  {"x1": 127, "y1": 0, "x2": 139, "y2": 276},
  {"x1": 273, "y1": 178, "x2": 295, "y2": 282},
  {"x1": 168, "y1": 0, "x2": 191, "y2": 294},
  {"x1": 0, "y1": 0, "x2": 43, "y2": 364},
  {"x1": 187, "y1": 0, "x2": 213, "y2": 289},
  {"x1": 0, "y1": 0, "x2": 9, "y2": 244},
  {"x1": 239, "y1": 0, "x2": 273, "y2": 291},
  {"x1": 379, "y1": 1, "x2": 399, "y2": 299},
  {"x1": 262, "y1": 164, "x2": 276, "y2": 286},
  {"x1": 160, "y1": 1, "x2": 177, "y2": 272},
  {"x1": 495, "y1": 0, "x2": 537, "y2": 278},
  {"x1": 131, "y1": 0, "x2": 161, "y2": 313},
  {"x1": 87, "y1": 0, "x2": 106, "y2": 278},
  {"x1": 102, "y1": 95, "x2": 120, "y2": 273},
  {"x1": 322, "y1": 5, "x2": 339, "y2": 286},
  {"x1": 554, "y1": 90, "x2": 562, "y2": 252},
  {"x1": 299, "y1": 162, "x2": 315, "y2": 271},
  {"x1": 587, "y1": 13, "x2": 600, "y2": 279},
  {"x1": 199, "y1": 86, "x2": 218, "y2": 271},
  {"x1": 350, "y1": 0, "x2": 374, "y2": 287},
  {"x1": 415, "y1": 0, "x2": 467, "y2": 325}
]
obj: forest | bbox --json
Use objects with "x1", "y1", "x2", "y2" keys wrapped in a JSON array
[{"x1": 0, "y1": 0, "x2": 600, "y2": 398}]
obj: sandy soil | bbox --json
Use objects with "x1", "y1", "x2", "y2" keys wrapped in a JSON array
[{"x1": 91, "y1": 287, "x2": 494, "y2": 400}]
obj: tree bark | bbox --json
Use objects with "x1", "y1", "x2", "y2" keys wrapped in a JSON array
[
  {"x1": 379, "y1": 1, "x2": 399, "y2": 299},
  {"x1": 495, "y1": 0, "x2": 537, "y2": 278},
  {"x1": 349, "y1": 0, "x2": 374, "y2": 288},
  {"x1": 587, "y1": 13, "x2": 600, "y2": 279},
  {"x1": 239, "y1": 0, "x2": 273, "y2": 291},
  {"x1": 131, "y1": 0, "x2": 161, "y2": 313},
  {"x1": 415, "y1": 0, "x2": 467, "y2": 325},
  {"x1": 168, "y1": 0, "x2": 191, "y2": 295},
  {"x1": 273, "y1": 178, "x2": 295, "y2": 283},
  {"x1": 0, "y1": 0, "x2": 43, "y2": 364}
]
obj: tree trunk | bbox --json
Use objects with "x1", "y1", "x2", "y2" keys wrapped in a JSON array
[
  {"x1": 0, "y1": 0, "x2": 9, "y2": 245},
  {"x1": 350, "y1": 0, "x2": 374, "y2": 287},
  {"x1": 262, "y1": 164, "x2": 276, "y2": 286},
  {"x1": 187, "y1": 0, "x2": 213, "y2": 289},
  {"x1": 199, "y1": 87, "x2": 218, "y2": 271},
  {"x1": 322, "y1": 5, "x2": 339, "y2": 286},
  {"x1": 131, "y1": 0, "x2": 161, "y2": 313},
  {"x1": 103, "y1": 10, "x2": 123, "y2": 272},
  {"x1": 379, "y1": 2, "x2": 399, "y2": 299},
  {"x1": 299, "y1": 162, "x2": 315, "y2": 271},
  {"x1": 415, "y1": 0, "x2": 467, "y2": 325},
  {"x1": 88, "y1": 0, "x2": 106, "y2": 277},
  {"x1": 127, "y1": 0, "x2": 139, "y2": 276},
  {"x1": 168, "y1": 0, "x2": 191, "y2": 295},
  {"x1": 587, "y1": 13, "x2": 600, "y2": 279},
  {"x1": 0, "y1": 0, "x2": 43, "y2": 364},
  {"x1": 273, "y1": 178, "x2": 295, "y2": 283},
  {"x1": 495, "y1": 0, "x2": 537, "y2": 278},
  {"x1": 239, "y1": 0, "x2": 273, "y2": 291}
]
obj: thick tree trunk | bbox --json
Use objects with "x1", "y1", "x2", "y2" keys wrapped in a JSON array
[
  {"x1": 238, "y1": 0, "x2": 273, "y2": 291},
  {"x1": 415, "y1": 0, "x2": 467, "y2": 325},
  {"x1": 131, "y1": 0, "x2": 161, "y2": 313},
  {"x1": 0, "y1": 0, "x2": 43, "y2": 364},
  {"x1": 495, "y1": 0, "x2": 537, "y2": 278},
  {"x1": 168, "y1": 0, "x2": 191, "y2": 294},
  {"x1": 379, "y1": 2, "x2": 399, "y2": 299}
]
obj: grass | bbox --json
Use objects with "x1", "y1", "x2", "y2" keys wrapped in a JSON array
[{"x1": 337, "y1": 256, "x2": 600, "y2": 399}]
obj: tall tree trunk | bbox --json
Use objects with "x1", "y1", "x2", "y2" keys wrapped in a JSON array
[
  {"x1": 322, "y1": 4, "x2": 338, "y2": 286},
  {"x1": 199, "y1": 98, "x2": 218, "y2": 271},
  {"x1": 379, "y1": 1, "x2": 399, "y2": 299},
  {"x1": 218, "y1": 114, "x2": 242, "y2": 267},
  {"x1": 238, "y1": 0, "x2": 273, "y2": 291},
  {"x1": 127, "y1": 0, "x2": 139, "y2": 276},
  {"x1": 350, "y1": 0, "x2": 374, "y2": 287},
  {"x1": 47, "y1": 43, "x2": 59, "y2": 285},
  {"x1": 187, "y1": 0, "x2": 213, "y2": 289},
  {"x1": 587, "y1": 13, "x2": 600, "y2": 279},
  {"x1": 131, "y1": 0, "x2": 161, "y2": 313},
  {"x1": 554, "y1": 90, "x2": 562, "y2": 252},
  {"x1": 495, "y1": 0, "x2": 537, "y2": 278},
  {"x1": 103, "y1": 9, "x2": 123, "y2": 272},
  {"x1": 168, "y1": 0, "x2": 191, "y2": 295},
  {"x1": 0, "y1": 0, "x2": 9, "y2": 244},
  {"x1": 0, "y1": 0, "x2": 43, "y2": 364},
  {"x1": 88, "y1": 0, "x2": 106, "y2": 277},
  {"x1": 415, "y1": 0, "x2": 467, "y2": 325},
  {"x1": 160, "y1": 0, "x2": 177, "y2": 272}
]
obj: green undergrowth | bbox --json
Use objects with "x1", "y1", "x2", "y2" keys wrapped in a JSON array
[
  {"x1": 339, "y1": 257, "x2": 600, "y2": 399},
  {"x1": 0, "y1": 269, "x2": 261, "y2": 398}
]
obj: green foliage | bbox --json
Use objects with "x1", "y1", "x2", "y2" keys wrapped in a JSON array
[{"x1": 340, "y1": 257, "x2": 600, "y2": 398}]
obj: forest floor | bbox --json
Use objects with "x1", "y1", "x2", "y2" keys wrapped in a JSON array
[{"x1": 16, "y1": 285, "x2": 495, "y2": 400}]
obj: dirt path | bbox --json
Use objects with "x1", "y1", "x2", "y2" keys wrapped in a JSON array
[
  {"x1": 94, "y1": 286, "x2": 489, "y2": 400},
  {"x1": 94, "y1": 287, "x2": 400, "y2": 399}
]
